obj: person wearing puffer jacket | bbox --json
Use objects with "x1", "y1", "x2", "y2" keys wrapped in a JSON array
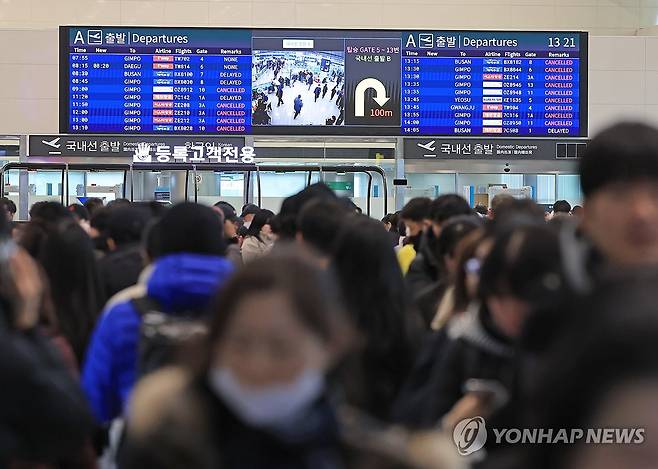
[{"x1": 82, "y1": 203, "x2": 234, "y2": 423}]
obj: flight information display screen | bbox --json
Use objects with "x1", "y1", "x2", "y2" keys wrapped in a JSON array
[{"x1": 60, "y1": 27, "x2": 587, "y2": 137}]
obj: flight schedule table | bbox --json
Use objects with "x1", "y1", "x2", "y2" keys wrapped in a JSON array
[
  {"x1": 67, "y1": 28, "x2": 252, "y2": 134},
  {"x1": 401, "y1": 32, "x2": 583, "y2": 136}
]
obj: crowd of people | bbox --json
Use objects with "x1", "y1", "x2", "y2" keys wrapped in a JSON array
[{"x1": 1, "y1": 122, "x2": 658, "y2": 469}]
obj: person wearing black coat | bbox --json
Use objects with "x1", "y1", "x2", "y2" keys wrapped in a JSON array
[
  {"x1": 276, "y1": 84, "x2": 284, "y2": 107},
  {"x1": 422, "y1": 304, "x2": 517, "y2": 425},
  {"x1": 99, "y1": 205, "x2": 152, "y2": 298},
  {"x1": 390, "y1": 326, "x2": 452, "y2": 426},
  {"x1": 405, "y1": 227, "x2": 445, "y2": 326},
  {"x1": 406, "y1": 196, "x2": 473, "y2": 327},
  {"x1": 395, "y1": 223, "x2": 565, "y2": 430},
  {"x1": 123, "y1": 374, "x2": 345, "y2": 469},
  {"x1": 0, "y1": 320, "x2": 96, "y2": 465}
]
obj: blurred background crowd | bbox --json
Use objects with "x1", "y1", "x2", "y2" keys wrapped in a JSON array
[{"x1": 2, "y1": 122, "x2": 658, "y2": 469}]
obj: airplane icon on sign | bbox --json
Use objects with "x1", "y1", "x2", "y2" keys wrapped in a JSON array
[
  {"x1": 41, "y1": 137, "x2": 61, "y2": 149},
  {"x1": 87, "y1": 30, "x2": 103, "y2": 45},
  {"x1": 417, "y1": 140, "x2": 437, "y2": 158},
  {"x1": 41, "y1": 137, "x2": 62, "y2": 155},
  {"x1": 419, "y1": 34, "x2": 434, "y2": 49},
  {"x1": 417, "y1": 140, "x2": 436, "y2": 152}
]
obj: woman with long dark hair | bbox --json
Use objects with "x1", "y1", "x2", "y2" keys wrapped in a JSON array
[
  {"x1": 241, "y1": 209, "x2": 275, "y2": 264},
  {"x1": 36, "y1": 220, "x2": 105, "y2": 365},
  {"x1": 331, "y1": 216, "x2": 421, "y2": 421}
]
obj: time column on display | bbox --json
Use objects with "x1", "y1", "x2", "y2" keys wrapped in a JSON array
[
  {"x1": 402, "y1": 56, "x2": 486, "y2": 135},
  {"x1": 69, "y1": 54, "x2": 91, "y2": 132},
  {"x1": 70, "y1": 53, "x2": 155, "y2": 133},
  {"x1": 401, "y1": 57, "x2": 422, "y2": 134}
]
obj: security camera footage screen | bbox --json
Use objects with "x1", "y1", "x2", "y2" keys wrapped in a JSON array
[{"x1": 60, "y1": 27, "x2": 587, "y2": 137}]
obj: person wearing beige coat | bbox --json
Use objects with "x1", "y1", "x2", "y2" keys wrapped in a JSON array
[{"x1": 241, "y1": 208, "x2": 275, "y2": 264}]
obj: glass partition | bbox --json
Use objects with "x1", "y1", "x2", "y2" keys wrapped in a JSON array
[
  {"x1": 253, "y1": 171, "x2": 310, "y2": 213},
  {"x1": 556, "y1": 174, "x2": 583, "y2": 207},
  {"x1": 131, "y1": 170, "x2": 187, "y2": 203},
  {"x1": 67, "y1": 170, "x2": 125, "y2": 205},
  {"x1": 3, "y1": 169, "x2": 63, "y2": 217},
  {"x1": 190, "y1": 170, "x2": 246, "y2": 210},
  {"x1": 404, "y1": 173, "x2": 457, "y2": 204},
  {"x1": 405, "y1": 172, "x2": 579, "y2": 209}
]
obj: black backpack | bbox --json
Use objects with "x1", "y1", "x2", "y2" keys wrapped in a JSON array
[{"x1": 132, "y1": 296, "x2": 208, "y2": 377}]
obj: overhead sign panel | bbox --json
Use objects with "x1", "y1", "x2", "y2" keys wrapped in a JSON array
[
  {"x1": 60, "y1": 27, "x2": 587, "y2": 137},
  {"x1": 404, "y1": 137, "x2": 588, "y2": 160},
  {"x1": 28, "y1": 134, "x2": 252, "y2": 164}
]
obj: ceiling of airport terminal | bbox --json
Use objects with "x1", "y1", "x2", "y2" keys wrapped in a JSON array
[{"x1": 0, "y1": 0, "x2": 656, "y2": 36}]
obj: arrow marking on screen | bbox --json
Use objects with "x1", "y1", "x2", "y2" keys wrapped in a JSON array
[{"x1": 354, "y1": 78, "x2": 390, "y2": 117}]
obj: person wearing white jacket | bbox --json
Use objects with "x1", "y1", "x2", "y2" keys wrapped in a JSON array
[{"x1": 241, "y1": 209, "x2": 275, "y2": 264}]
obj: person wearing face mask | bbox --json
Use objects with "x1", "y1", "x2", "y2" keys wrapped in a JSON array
[
  {"x1": 121, "y1": 253, "x2": 355, "y2": 469},
  {"x1": 406, "y1": 195, "x2": 473, "y2": 327},
  {"x1": 239, "y1": 204, "x2": 260, "y2": 230},
  {"x1": 241, "y1": 209, "x2": 276, "y2": 264}
]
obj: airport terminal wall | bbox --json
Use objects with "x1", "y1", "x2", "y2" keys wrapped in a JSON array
[{"x1": 0, "y1": 30, "x2": 657, "y2": 136}]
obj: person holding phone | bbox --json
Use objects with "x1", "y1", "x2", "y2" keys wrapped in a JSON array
[{"x1": 420, "y1": 223, "x2": 566, "y2": 430}]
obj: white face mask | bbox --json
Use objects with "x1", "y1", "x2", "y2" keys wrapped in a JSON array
[
  {"x1": 243, "y1": 221, "x2": 252, "y2": 229},
  {"x1": 208, "y1": 367, "x2": 324, "y2": 429},
  {"x1": 405, "y1": 226, "x2": 412, "y2": 237}
]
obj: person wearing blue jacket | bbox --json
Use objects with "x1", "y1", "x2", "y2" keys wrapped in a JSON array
[
  {"x1": 82, "y1": 203, "x2": 234, "y2": 423},
  {"x1": 293, "y1": 95, "x2": 303, "y2": 120}
]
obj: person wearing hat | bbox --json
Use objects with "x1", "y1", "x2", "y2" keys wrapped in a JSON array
[
  {"x1": 214, "y1": 201, "x2": 243, "y2": 268},
  {"x1": 240, "y1": 203, "x2": 260, "y2": 229}
]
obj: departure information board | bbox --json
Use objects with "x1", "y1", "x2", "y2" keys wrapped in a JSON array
[{"x1": 60, "y1": 27, "x2": 587, "y2": 137}]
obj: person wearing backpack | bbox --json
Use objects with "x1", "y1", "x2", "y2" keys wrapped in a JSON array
[{"x1": 82, "y1": 203, "x2": 234, "y2": 424}]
